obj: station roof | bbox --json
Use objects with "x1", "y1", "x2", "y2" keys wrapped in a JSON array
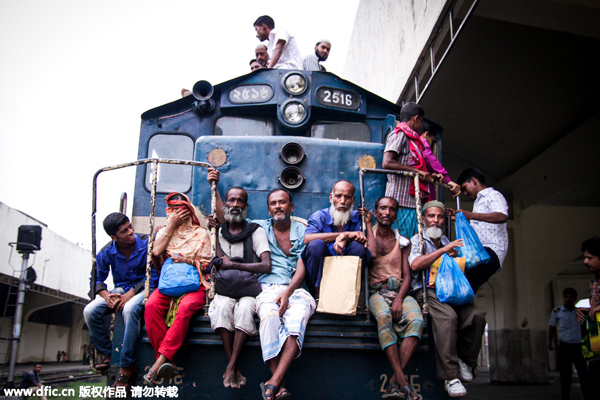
[{"x1": 403, "y1": 0, "x2": 600, "y2": 208}]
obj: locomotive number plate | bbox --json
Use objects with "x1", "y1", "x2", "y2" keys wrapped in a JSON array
[
  {"x1": 316, "y1": 86, "x2": 360, "y2": 110},
  {"x1": 229, "y1": 85, "x2": 274, "y2": 104}
]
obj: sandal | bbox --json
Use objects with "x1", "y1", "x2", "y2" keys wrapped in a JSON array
[
  {"x1": 260, "y1": 382, "x2": 277, "y2": 400},
  {"x1": 400, "y1": 384, "x2": 422, "y2": 400},
  {"x1": 277, "y1": 387, "x2": 292, "y2": 400},
  {"x1": 157, "y1": 362, "x2": 178, "y2": 379},
  {"x1": 382, "y1": 382, "x2": 404, "y2": 399},
  {"x1": 110, "y1": 365, "x2": 138, "y2": 397},
  {"x1": 95, "y1": 355, "x2": 111, "y2": 372},
  {"x1": 144, "y1": 369, "x2": 160, "y2": 387}
]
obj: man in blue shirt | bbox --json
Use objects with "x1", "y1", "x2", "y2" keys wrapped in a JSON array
[
  {"x1": 20, "y1": 363, "x2": 45, "y2": 399},
  {"x1": 548, "y1": 287, "x2": 590, "y2": 400},
  {"x1": 302, "y1": 180, "x2": 370, "y2": 297},
  {"x1": 83, "y1": 212, "x2": 158, "y2": 387},
  {"x1": 254, "y1": 189, "x2": 316, "y2": 400}
]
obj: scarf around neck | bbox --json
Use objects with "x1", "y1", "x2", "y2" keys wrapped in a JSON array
[{"x1": 395, "y1": 122, "x2": 429, "y2": 199}]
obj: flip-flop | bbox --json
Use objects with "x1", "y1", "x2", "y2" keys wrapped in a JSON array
[
  {"x1": 260, "y1": 382, "x2": 277, "y2": 400},
  {"x1": 157, "y1": 362, "x2": 177, "y2": 379},
  {"x1": 382, "y1": 382, "x2": 405, "y2": 399},
  {"x1": 143, "y1": 370, "x2": 159, "y2": 387},
  {"x1": 277, "y1": 387, "x2": 292, "y2": 400},
  {"x1": 401, "y1": 384, "x2": 422, "y2": 400}
]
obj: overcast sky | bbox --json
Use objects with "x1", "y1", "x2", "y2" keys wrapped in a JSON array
[{"x1": 0, "y1": 0, "x2": 360, "y2": 249}]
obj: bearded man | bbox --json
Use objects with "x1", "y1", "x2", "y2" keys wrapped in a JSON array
[
  {"x1": 408, "y1": 201, "x2": 485, "y2": 397},
  {"x1": 301, "y1": 180, "x2": 370, "y2": 298},
  {"x1": 207, "y1": 186, "x2": 271, "y2": 390},
  {"x1": 302, "y1": 40, "x2": 331, "y2": 71}
]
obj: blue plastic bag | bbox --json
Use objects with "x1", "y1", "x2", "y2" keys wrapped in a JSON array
[
  {"x1": 455, "y1": 212, "x2": 490, "y2": 269},
  {"x1": 435, "y1": 253, "x2": 475, "y2": 306},
  {"x1": 158, "y1": 257, "x2": 199, "y2": 298}
]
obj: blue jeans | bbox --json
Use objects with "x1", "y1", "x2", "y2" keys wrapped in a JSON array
[{"x1": 83, "y1": 287, "x2": 146, "y2": 368}]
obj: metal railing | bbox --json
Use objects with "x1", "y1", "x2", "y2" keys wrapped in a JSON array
[
  {"x1": 358, "y1": 168, "x2": 453, "y2": 321},
  {"x1": 91, "y1": 158, "x2": 216, "y2": 304}
]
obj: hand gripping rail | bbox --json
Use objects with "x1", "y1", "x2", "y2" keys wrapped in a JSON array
[{"x1": 358, "y1": 168, "x2": 452, "y2": 324}]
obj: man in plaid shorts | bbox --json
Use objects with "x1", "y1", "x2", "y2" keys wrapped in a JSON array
[{"x1": 362, "y1": 196, "x2": 423, "y2": 400}]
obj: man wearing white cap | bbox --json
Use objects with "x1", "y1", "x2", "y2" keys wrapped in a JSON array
[
  {"x1": 302, "y1": 40, "x2": 331, "y2": 71},
  {"x1": 409, "y1": 201, "x2": 485, "y2": 397}
]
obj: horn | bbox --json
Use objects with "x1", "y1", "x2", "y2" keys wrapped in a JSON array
[{"x1": 192, "y1": 80, "x2": 213, "y2": 100}]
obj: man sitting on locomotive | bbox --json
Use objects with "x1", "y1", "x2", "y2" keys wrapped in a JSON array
[
  {"x1": 363, "y1": 197, "x2": 423, "y2": 400},
  {"x1": 254, "y1": 188, "x2": 316, "y2": 400},
  {"x1": 83, "y1": 212, "x2": 158, "y2": 389},
  {"x1": 207, "y1": 184, "x2": 272, "y2": 389},
  {"x1": 301, "y1": 180, "x2": 370, "y2": 299},
  {"x1": 143, "y1": 192, "x2": 212, "y2": 385},
  {"x1": 409, "y1": 201, "x2": 485, "y2": 397}
]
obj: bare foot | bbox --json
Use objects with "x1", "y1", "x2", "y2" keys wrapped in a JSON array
[
  {"x1": 235, "y1": 367, "x2": 247, "y2": 387},
  {"x1": 223, "y1": 367, "x2": 238, "y2": 389}
]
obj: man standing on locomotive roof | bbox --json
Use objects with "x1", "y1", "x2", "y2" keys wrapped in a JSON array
[
  {"x1": 83, "y1": 212, "x2": 158, "y2": 390},
  {"x1": 301, "y1": 180, "x2": 370, "y2": 299},
  {"x1": 409, "y1": 201, "x2": 485, "y2": 397},
  {"x1": 383, "y1": 102, "x2": 460, "y2": 238},
  {"x1": 363, "y1": 197, "x2": 423, "y2": 400},
  {"x1": 254, "y1": 15, "x2": 302, "y2": 70},
  {"x1": 206, "y1": 175, "x2": 272, "y2": 390}
]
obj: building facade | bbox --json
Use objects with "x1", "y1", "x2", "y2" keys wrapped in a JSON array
[{"x1": 344, "y1": 0, "x2": 600, "y2": 383}]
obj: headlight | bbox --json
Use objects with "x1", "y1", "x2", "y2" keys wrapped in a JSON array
[
  {"x1": 281, "y1": 142, "x2": 305, "y2": 165},
  {"x1": 284, "y1": 73, "x2": 307, "y2": 94},
  {"x1": 283, "y1": 102, "x2": 306, "y2": 124},
  {"x1": 279, "y1": 166, "x2": 304, "y2": 189}
]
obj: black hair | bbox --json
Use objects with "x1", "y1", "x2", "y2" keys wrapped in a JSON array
[
  {"x1": 103, "y1": 212, "x2": 130, "y2": 236},
  {"x1": 267, "y1": 188, "x2": 293, "y2": 204},
  {"x1": 253, "y1": 15, "x2": 274, "y2": 29},
  {"x1": 399, "y1": 102, "x2": 424, "y2": 122},
  {"x1": 332, "y1": 180, "x2": 356, "y2": 196},
  {"x1": 582, "y1": 237, "x2": 600, "y2": 257},
  {"x1": 249, "y1": 59, "x2": 258, "y2": 66},
  {"x1": 457, "y1": 168, "x2": 487, "y2": 186},
  {"x1": 563, "y1": 287, "x2": 577, "y2": 298},
  {"x1": 225, "y1": 186, "x2": 248, "y2": 203},
  {"x1": 374, "y1": 196, "x2": 399, "y2": 210}
]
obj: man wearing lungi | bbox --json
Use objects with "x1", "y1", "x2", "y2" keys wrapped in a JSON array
[
  {"x1": 254, "y1": 188, "x2": 316, "y2": 400},
  {"x1": 362, "y1": 196, "x2": 423, "y2": 400}
]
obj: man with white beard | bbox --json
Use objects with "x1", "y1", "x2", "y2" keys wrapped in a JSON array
[
  {"x1": 408, "y1": 201, "x2": 486, "y2": 397},
  {"x1": 207, "y1": 186, "x2": 272, "y2": 390},
  {"x1": 301, "y1": 180, "x2": 370, "y2": 298}
]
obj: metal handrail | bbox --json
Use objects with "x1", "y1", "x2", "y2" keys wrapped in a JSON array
[
  {"x1": 91, "y1": 158, "x2": 215, "y2": 304},
  {"x1": 358, "y1": 168, "x2": 453, "y2": 321}
]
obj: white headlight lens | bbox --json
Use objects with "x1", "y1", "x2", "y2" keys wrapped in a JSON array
[
  {"x1": 284, "y1": 74, "x2": 307, "y2": 94},
  {"x1": 283, "y1": 102, "x2": 306, "y2": 124}
]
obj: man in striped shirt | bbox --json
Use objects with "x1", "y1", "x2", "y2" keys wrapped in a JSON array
[{"x1": 382, "y1": 102, "x2": 459, "y2": 238}]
